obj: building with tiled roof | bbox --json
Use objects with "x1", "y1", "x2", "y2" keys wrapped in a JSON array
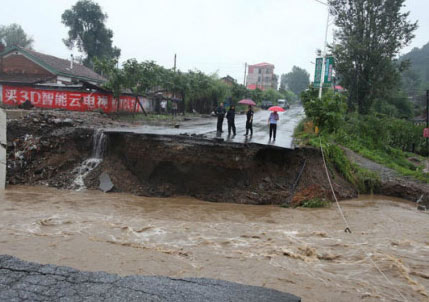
[
  {"x1": 0, "y1": 45, "x2": 106, "y2": 85},
  {"x1": 246, "y1": 62, "x2": 278, "y2": 91}
]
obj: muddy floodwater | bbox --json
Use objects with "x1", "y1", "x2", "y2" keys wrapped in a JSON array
[{"x1": 1, "y1": 186, "x2": 428, "y2": 301}]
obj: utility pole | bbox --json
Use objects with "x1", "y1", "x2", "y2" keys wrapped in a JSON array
[
  {"x1": 318, "y1": 4, "x2": 330, "y2": 99},
  {"x1": 243, "y1": 62, "x2": 247, "y2": 87},
  {"x1": 173, "y1": 53, "x2": 177, "y2": 72}
]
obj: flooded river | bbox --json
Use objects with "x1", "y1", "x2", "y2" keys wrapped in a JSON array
[{"x1": 1, "y1": 186, "x2": 428, "y2": 301}]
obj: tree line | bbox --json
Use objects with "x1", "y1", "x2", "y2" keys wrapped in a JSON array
[{"x1": 96, "y1": 57, "x2": 301, "y2": 114}]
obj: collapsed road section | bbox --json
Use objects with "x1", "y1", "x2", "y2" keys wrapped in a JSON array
[{"x1": 6, "y1": 111, "x2": 357, "y2": 205}]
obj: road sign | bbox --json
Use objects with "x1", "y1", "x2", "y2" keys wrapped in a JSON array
[
  {"x1": 314, "y1": 57, "x2": 323, "y2": 88},
  {"x1": 324, "y1": 56, "x2": 334, "y2": 84},
  {"x1": 424, "y1": 128, "x2": 429, "y2": 138}
]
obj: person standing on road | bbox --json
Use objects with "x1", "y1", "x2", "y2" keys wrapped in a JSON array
[
  {"x1": 171, "y1": 101, "x2": 178, "y2": 116},
  {"x1": 245, "y1": 105, "x2": 254, "y2": 136},
  {"x1": 226, "y1": 105, "x2": 236, "y2": 136},
  {"x1": 160, "y1": 100, "x2": 167, "y2": 114},
  {"x1": 268, "y1": 110, "x2": 279, "y2": 141},
  {"x1": 215, "y1": 102, "x2": 226, "y2": 133}
]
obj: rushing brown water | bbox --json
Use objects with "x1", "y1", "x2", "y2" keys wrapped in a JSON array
[{"x1": 1, "y1": 186, "x2": 428, "y2": 301}]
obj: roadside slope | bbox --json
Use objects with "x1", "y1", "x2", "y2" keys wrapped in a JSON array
[{"x1": 344, "y1": 147, "x2": 429, "y2": 208}]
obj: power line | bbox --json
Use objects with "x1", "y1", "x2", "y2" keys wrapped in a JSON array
[{"x1": 313, "y1": 0, "x2": 328, "y2": 5}]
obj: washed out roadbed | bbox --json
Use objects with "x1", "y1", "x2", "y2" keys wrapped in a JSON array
[{"x1": 6, "y1": 109, "x2": 357, "y2": 205}]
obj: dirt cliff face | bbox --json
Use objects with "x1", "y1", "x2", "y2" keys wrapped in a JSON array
[
  {"x1": 6, "y1": 111, "x2": 357, "y2": 205},
  {"x1": 82, "y1": 132, "x2": 357, "y2": 204}
]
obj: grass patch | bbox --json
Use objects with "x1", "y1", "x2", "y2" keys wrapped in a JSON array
[
  {"x1": 335, "y1": 134, "x2": 429, "y2": 183},
  {"x1": 295, "y1": 130, "x2": 383, "y2": 193},
  {"x1": 301, "y1": 198, "x2": 331, "y2": 208}
]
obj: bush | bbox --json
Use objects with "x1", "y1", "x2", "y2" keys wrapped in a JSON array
[
  {"x1": 336, "y1": 114, "x2": 426, "y2": 155},
  {"x1": 301, "y1": 89, "x2": 347, "y2": 133},
  {"x1": 301, "y1": 198, "x2": 331, "y2": 208}
]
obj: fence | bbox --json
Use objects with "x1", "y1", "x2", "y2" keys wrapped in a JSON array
[{"x1": 0, "y1": 84, "x2": 153, "y2": 113}]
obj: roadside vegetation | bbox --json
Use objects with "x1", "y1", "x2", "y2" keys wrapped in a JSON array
[
  {"x1": 301, "y1": 198, "x2": 331, "y2": 208},
  {"x1": 294, "y1": 0, "x2": 429, "y2": 200},
  {"x1": 295, "y1": 87, "x2": 429, "y2": 190}
]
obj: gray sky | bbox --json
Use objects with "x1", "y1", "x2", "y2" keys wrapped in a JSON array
[{"x1": 1, "y1": 0, "x2": 428, "y2": 83}]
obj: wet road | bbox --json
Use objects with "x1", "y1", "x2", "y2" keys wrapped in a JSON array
[
  {"x1": 1, "y1": 186, "x2": 428, "y2": 302},
  {"x1": 107, "y1": 106, "x2": 305, "y2": 149}
]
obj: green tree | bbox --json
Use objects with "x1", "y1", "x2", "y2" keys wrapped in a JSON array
[
  {"x1": 399, "y1": 42, "x2": 429, "y2": 106},
  {"x1": 185, "y1": 71, "x2": 229, "y2": 113},
  {"x1": 279, "y1": 89, "x2": 298, "y2": 103},
  {"x1": 230, "y1": 83, "x2": 248, "y2": 104},
  {"x1": 400, "y1": 42, "x2": 429, "y2": 88},
  {"x1": 0, "y1": 24, "x2": 33, "y2": 49},
  {"x1": 248, "y1": 88, "x2": 264, "y2": 105},
  {"x1": 280, "y1": 66, "x2": 310, "y2": 96},
  {"x1": 262, "y1": 88, "x2": 283, "y2": 103},
  {"x1": 94, "y1": 58, "x2": 125, "y2": 109},
  {"x1": 62, "y1": 0, "x2": 120, "y2": 67},
  {"x1": 302, "y1": 88, "x2": 347, "y2": 132},
  {"x1": 329, "y1": 0, "x2": 417, "y2": 114}
]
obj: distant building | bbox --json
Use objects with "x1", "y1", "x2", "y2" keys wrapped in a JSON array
[
  {"x1": 246, "y1": 62, "x2": 278, "y2": 90},
  {"x1": 220, "y1": 75, "x2": 236, "y2": 86}
]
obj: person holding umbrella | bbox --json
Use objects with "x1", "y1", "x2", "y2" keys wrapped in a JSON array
[
  {"x1": 267, "y1": 106, "x2": 285, "y2": 141},
  {"x1": 226, "y1": 105, "x2": 236, "y2": 136},
  {"x1": 245, "y1": 105, "x2": 254, "y2": 136},
  {"x1": 238, "y1": 99, "x2": 256, "y2": 137},
  {"x1": 215, "y1": 102, "x2": 226, "y2": 133}
]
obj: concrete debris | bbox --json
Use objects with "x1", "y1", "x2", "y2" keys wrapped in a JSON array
[{"x1": 99, "y1": 172, "x2": 114, "y2": 192}]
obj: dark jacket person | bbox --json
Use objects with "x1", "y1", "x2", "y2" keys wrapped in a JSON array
[
  {"x1": 215, "y1": 102, "x2": 226, "y2": 133},
  {"x1": 245, "y1": 106, "x2": 254, "y2": 136},
  {"x1": 226, "y1": 106, "x2": 236, "y2": 136}
]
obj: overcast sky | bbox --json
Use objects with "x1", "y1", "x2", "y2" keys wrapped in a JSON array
[{"x1": 1, "y1": 0, "x2": 428, "y2": 83}]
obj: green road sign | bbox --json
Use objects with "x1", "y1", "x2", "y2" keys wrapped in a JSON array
[
  {"x1": 324, "y1": 56, "x2": 334, "y2": 84},
  {"x1": 314, "y1": 57, "x2": 323, "y2": 88}
]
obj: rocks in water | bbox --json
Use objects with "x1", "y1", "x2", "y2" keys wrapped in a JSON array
[
  {"x1": 417, "y1": 204, "x2": 427, "y2": 211},
  {"x1": 63, "y1": 118, "x2": 74, "y2": 126}
]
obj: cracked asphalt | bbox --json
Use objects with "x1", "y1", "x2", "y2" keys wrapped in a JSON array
[
  {"x1": 0, "y1": 255, "x2": 301, "y2": 302},
  {"x1": 106, "y1": 106, "x2": 305, "y2": 149}
]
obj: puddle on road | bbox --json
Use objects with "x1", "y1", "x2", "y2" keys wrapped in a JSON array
[{"x1": 0, "y1": 186, "x2": 428, "y2": 302}]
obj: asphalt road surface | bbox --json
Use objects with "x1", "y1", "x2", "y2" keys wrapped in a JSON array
[
  {"x1": 0, "y1": 255, "x2": 301, "y2": 302},
  {"x1": 108, "y1": 105, "x2": 305, "y2": 149}
]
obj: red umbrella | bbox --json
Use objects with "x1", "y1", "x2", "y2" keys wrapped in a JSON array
[
  {"x1": 268, "y1": 106, "x2": 285, "y2": 112},
  {"x1": 238, "y1": 99, "x2": 256, "y2": 106}
]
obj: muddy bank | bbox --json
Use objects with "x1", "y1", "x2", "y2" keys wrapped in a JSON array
[
  {"x1": 7, "y1": 110, "x2": 429, "y2": 206},
  {"x1": 83, "y1": 132, "x2": 356, "y2": 204},
  {"x1": 6, "y1": 111, "x2": 357, "y2": 204},
  {"x1": 344, "y1": 148, "x2": 429, "y2": 208}
]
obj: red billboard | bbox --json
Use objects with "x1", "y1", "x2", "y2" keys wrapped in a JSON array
[{"x1": 1, "y1": 85, "x2": 147, "y2": 113}]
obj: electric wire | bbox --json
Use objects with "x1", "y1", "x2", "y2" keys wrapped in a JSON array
[{"x1": 318, "y1": 136, "x2": 410, "y2": 302}]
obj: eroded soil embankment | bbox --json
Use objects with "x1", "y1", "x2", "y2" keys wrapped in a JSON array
[
  {"x1": 83, "y1": 132, "x2": 356, "y2": 204},
  {"x1": 6, "y1": 111, "x2": 357, "y2": 204}
]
